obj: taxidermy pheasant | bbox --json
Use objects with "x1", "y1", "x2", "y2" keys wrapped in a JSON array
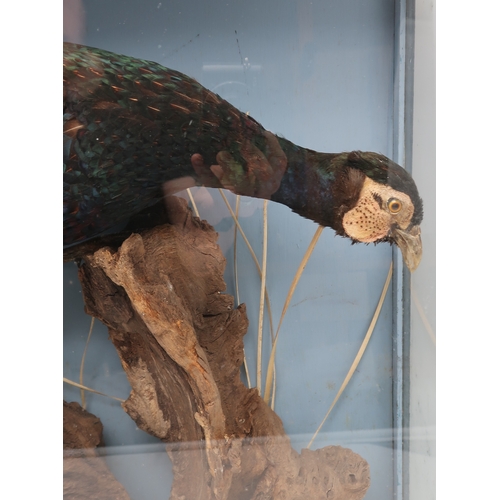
[{"x1": 64, "y1": 43, "x2": 423, "y2": 270}]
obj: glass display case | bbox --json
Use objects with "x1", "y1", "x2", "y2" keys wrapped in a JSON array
[{"x1": 63, "y1": 1, "x2": 435, "y2": 498}]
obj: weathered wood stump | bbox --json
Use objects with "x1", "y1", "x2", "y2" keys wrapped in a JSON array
[{"x1": 75, "y1": 197, "x2": 370, "y2": 500}]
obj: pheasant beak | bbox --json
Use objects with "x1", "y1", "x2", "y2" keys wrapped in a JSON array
[{"x1": 392, "y1": 225, "x2": 422, "y2": 272}]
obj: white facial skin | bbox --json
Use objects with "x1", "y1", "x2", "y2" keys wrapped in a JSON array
[{"x1": 342, "y1": 177, "x2": 414, "y2": 243}]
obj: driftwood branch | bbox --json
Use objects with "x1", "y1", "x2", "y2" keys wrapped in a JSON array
[{"x1": 75, "y1": 197, "x2": 370, "y2": 500}]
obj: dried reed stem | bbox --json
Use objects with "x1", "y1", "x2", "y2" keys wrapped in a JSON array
[
  {"x1": 79, "y1": 316, "x2": 95, "y2": 409},
  {"x1": 306, "y1": 262, "x2": 393, "y2": 448},
  {"x1": 186, "y1": 188, "x2": 200, "y2": 218},
  {"x1": 263, "y1": 225, "x2": 324, "y2": 404},
  {"x1": 256, "y1": 200, "x2": 268, "y2": 395},
  {"x1": 64, "y1": 377, "x2": 125, "y2": 403}
]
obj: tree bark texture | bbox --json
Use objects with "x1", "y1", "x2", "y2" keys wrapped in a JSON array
[{"x1": 76, "y1": 196, "x2": 370, "y2": 500}]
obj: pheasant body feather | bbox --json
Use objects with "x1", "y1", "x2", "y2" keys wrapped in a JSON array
[{"x1": 63, "y1": 43, "x2": 423, "y2": 270}]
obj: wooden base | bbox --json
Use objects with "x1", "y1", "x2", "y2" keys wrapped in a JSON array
[
  {"x1": 63, "y1": 401, "x2": 131, "y2": 499},
  {"x1": 71, "y1": 196, "x2": 369, "y2": 500}
]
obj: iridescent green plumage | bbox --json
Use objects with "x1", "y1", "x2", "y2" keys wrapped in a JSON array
[
  {"x1": 64, "y1": 42, "x2": 272, "y2": 246},
  {"x1": 63, "y1": 43, "x2": 423, "y2": 270}
]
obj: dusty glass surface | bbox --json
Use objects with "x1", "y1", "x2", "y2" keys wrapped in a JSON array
[{"x1": 63, "y1": 1, "x2": 435, "y2": 499}]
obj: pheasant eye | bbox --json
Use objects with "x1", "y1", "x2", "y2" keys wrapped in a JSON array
[{"x1": 388, "y1": 198, "x2": 402, "y2": 213}]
